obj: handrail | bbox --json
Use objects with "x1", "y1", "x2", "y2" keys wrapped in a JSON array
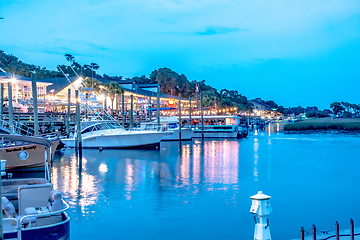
[
  {"x1": 2, "y1": 217, "x2": 20, "y2": 230},
  {"x1": 19, "y1": 199, "x2": 70, "y2": 230}
]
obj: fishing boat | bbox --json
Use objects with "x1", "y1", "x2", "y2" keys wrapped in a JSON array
[
  {"x1": 181, "y1": 115, "x2": 247, "y2": 138},
  {"x1": 61, "y1": 122, "x2": 168, "y2": 149},
  {"x1": 1, "y1": 134, "x2": 70, "y2": 240},
  {"x1": 139, "y1": 116, "x2": 194, "y2": 141}
]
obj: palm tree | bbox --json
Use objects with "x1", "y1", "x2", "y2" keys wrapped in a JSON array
[
  {"x1": 103, "y1": 82, "x2": 124, "y2": 109},
  {"x1": 83, "y1": 77, "x2": 103, "y2": 94}
]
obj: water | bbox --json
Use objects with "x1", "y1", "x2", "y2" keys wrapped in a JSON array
[{"x1": 51, "y1": 128, "x2": 360, "y2": 239}]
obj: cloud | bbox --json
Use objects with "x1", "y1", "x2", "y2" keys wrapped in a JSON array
[{"x1": 193, "y1": 26, "x2": 248, "y2": 36}]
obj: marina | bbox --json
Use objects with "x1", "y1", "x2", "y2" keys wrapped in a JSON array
[{"x1": 47, "y1": 128, "x2": 360, "y2": 240}]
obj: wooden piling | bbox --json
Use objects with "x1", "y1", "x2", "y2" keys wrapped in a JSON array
[
  {"x1": 149, "y1": 97, "x2": 152, "y2": 121},
  {"x1": 67, "y1": 88, "x2": 71, "y2": 138},
  {"x1": 312, "y1": 224, "x2": 316, "y2": 240},
  {"x1": 300, "y1": 227, "x2": 304, "y2": 240},
  {"x1": 8, "y1": 82, "x2": 13, "y2": 134},
  {"x1": 335, "y1": 221, "x2": 339, "y2": 240},
  {"x1": 31, "y1": 72, "x2": 39, "y2": 136},
  {"x1": 0, "y1": 141, "x2": 3, "y2": 240},
  {"x1": 75, "y1": 90, "x2": 82, "y2": 152},
  {"x1": 200, "y1": 92, "x2": 204, "y2": 139},
  {"x1": 130, "y1": 95, "x2": 133, "y2": 130},
  {"x1": 350, "y1": 218, "x2": 354, "y2": 240},
  {"x1": 122, "y1": 94, "x2": 125, "y2": 127},
  {"x1": 189, "y1": 96, "x2": 191, "y2": 127},
  {"x1": 0, "y1": 83, "x2": 3, "y2": 123},
  {"x1": 178, "y1": 94, "x2": 181, "y2": 141},
  {"x1": 157, "y1": 85, "x2": 160, "y2": 131}
]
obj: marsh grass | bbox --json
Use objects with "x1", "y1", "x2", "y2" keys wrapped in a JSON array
[{"x1": 284, "y1": 118, "x2": 360, "y2": 131}]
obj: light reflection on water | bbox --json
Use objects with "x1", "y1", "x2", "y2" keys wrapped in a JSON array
[{"x1": 51, "y1": 127, "x2": 360, "y2": 240}]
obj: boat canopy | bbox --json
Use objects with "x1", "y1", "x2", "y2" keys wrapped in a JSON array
[{"x1": 0, "y1": 134, "x2": 53, "y2": 148}]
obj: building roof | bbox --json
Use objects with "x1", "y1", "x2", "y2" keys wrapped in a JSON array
[
  {"x1": 0, "y1": 72, "x2": 31, "y2": 81},
  {"x1": 250, "y1": 100, "x2": 271, "y2": 108},
  {"x1": 39, "y1": 76, "x2": 78, "y2": 93}
]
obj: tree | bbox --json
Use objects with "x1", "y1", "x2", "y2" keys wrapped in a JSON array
[
  {"x1": 330, "y1": 102, "x2": 345, "y2": 115},
  {"x1": 83, "y1": 77, "x2": 103, "y2": 94},
  {"x1": 103, "y1": 82, "x2": 123, "y2": 109}
]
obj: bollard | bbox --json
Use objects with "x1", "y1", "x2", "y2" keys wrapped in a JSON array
[
  {"x1": 350, "y1": 218, "x2": 354, "y2": 240},
  {"x1": 313, "y1": 224, "x2": 316, "y2": 240},
  {"x1": 301, "y1": 227, "x2": 305, "y2": 240},
  {"x1": 250, "y1": 191, "x2": 273, "y2": 240}
]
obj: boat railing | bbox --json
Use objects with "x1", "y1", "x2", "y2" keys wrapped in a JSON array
[{"x1": 19, "y1": 199, "x2": 70, "y2": 230}]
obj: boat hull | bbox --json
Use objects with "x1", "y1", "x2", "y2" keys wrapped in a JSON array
[
  {"x1": 4, "y1": 216, "x2": 70, "y2": 240},
  {"x1": 161, "y1": 128, "x2": 193, "y2": 141},
  {"x1": 62, "y1": 131, "x2": 166, "y2": 149}
]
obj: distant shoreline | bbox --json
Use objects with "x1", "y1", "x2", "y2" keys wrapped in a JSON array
[{"x1": 284, "y1": 118, "x2": 360, "y2": 132}]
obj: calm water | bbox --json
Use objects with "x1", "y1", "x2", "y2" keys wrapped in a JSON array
[{"x1": 51, "y1": 127, "x2": 360, "y2": 239}]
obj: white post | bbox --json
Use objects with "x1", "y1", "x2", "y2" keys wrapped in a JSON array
[{"x1": 250, "y1": 191, "x2": 273, "y2": 240}]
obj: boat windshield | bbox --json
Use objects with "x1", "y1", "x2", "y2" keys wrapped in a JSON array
[{"x1": 81, "y1": 122, "x2": 122, "y2": 134}]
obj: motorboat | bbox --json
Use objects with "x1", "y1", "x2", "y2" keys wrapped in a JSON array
[
  {"x1": 1, "y1": 134, "x2": 70, "y2": 240},
  {"x1": 0, "y1": 135, "x2": 57, "y2": 171},
  {"x1": 139, "y1": 116, "x2": 194, "y2": 141},
  {"x1": 61, "y1": 122, "x2": 168, "y2": 149},
  {"x1": 181, "y1": 115, "x2": 246, "y2": 138}
]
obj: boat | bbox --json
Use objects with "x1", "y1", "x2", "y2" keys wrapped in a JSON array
[
  {"x1": 0, "y1": 135, "x2": 58, "y2": 171},
  {"x1": 61, "y1": 121, "x2": 168, "y2": 149},
  {"x1": 1, "y1": 134, "x2": 70, "y2": 240},
  {"x1": 139, "y1": 116, "x2": 194, "y2": 141},
  {"x1": 181, "y1": 115, "x2": 246, "y2": 138}
]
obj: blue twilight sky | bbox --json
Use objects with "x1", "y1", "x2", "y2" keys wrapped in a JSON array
[{"x1": 1, "y1": 0, "x2": 360, "y2": 109}]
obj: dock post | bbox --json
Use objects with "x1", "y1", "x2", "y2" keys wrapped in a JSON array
[
  {"x1": 335, "y1": 221, "x2": 339, "y2": 240},
  {"x1": 157, "y1": 85, "x2": 160, "y2": 131},
  {"x1": 350, "y1": 218, "x2": 354, "y2": 240},
  {"x1": 250, "y1": 191, "x2": 273, "y2": 240},
  {"x1": 178, "y1": 94, "x2": 182, "y2": 141},
  {"x1": 149, "y1": 97, "x2": 152, "y2": 121},
  {"x1": 67, "y1": 89, "x2": 71, "y2": 138},
  {"x1": 75, "y1": 90, "x2": 82, "y2": 155},
  {"x1": 301, "y1": 227, "x2": 305, "y2": 240},
  {"x1": 8, "y1": 82, "x2": 13, "y2": 134},
  {"x1": 312, "y1": 224, "x2": 316, "y2": 240},
  {"x1": 189, "y1": 96, "x2": 192, "y2": 127},
  {"x1": 31, "y1": 72, "x2": 39, "y2": 136},
  {"x1": 130, "y1": 95, "x2": 133, "y2": 130},
  {"x1": 122, "y1": 94, "x2": 125, "y2": 127},
  {"x1": 200, "y1": 92, "x2": 204, "y2": 139},
  {"x1": 0, "y1": 83, "x2": 3, "y2": 124},
  {"x1": 0, "y1": 142, "x2": 3, "y2": 240}
]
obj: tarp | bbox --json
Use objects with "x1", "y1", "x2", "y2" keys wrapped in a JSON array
[{"x1": 146, "y1": 107, "x2": 176, "y2": 112}]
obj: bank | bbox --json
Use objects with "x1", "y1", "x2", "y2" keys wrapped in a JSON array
[{"x1": 284, "y1": 118, "x2": 360, "y2": 132}]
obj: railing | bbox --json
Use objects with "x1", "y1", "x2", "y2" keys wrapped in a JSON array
[{"x1": 3, "y1": 199, "x2": 70, "y2": 240}]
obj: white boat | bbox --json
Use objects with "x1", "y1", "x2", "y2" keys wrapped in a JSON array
[
  {"x1": 181, "y1": 115, "x2": 245, "y2": 138},
  {"x1": 61, "y1": 122, "x2": 167, "y2": 149},
  {"x1": 1, "y1": 135, "x2": 70, "y2": 240},
  {"x1": 139, "y1": 116, "x2": 194, "y2": 141}
]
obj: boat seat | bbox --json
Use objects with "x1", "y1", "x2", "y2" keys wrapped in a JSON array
[
  {"x1": 47, "y1": 190, "x2": 63, "y2": 213},
  {"x1": 18, "y1": 182, "x2": 53, "y2": 216},
  {"x1": 2, "y1": 196, "x2": 17, "y2": 218}
]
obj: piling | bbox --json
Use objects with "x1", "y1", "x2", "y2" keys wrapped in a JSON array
[
  {"x1": 67, "y1": 88, "x2": 71, "y2": 138},
  {"x1": 350, "y1": 218, "x2": 354, "y2": 240},
  {"x1": 189, "y1": 96, "x2": 192, "y2": 127},
  {"x1": 0, "y1": 141, "x2": 3, "y2": 240},
  {"x1": 149, "y1": 97, "x2": 152, "y2": 121},
  {"x1": 0, "y1": 83, "x2": 3, "y2": 123},
  {"x1": 104, "y1": 93, "x2": 107, "y2": 117},
  {"x1": 300, "y1": 227, "x2": 304, "y2": 240},
  {"x1": 130, "y1": 95, "x2": 133, "y2": 130},
  {"x1": 122, "y1": 94, "x2": 125, "y2": 127},
  {"x1": 178, "y1": 94, "x2": 182, "y2": 141},
  {"x1": 8, "y1": 82, "x2": 13, "y2": 134},
  {"x1": 335, "y1": 221, "x2": 339, "y2": 240},
  {"x1": 200, "y1": 92, "x2": 204, "y2": 139},
  {"x1": 31, "y1": 72, "x2": 39, "y2": 136},
  {"x1": 157, "y1": 85, "x2": 160, "y2": 131},
  {"x1": 75, "y1": 90, "x2": 82, "y2": 155},
  {"x1": 313, "y1": 224, "x2": 316, "y2": 240}
]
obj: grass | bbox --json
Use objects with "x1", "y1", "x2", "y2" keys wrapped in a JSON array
[{"x1": 284, "y1": 118, "x2": 360, "y2": 131}]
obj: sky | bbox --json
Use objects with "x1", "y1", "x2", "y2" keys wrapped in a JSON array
[{"x1": 1, "y1": 0, "x2": 360, "y2": 109}]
